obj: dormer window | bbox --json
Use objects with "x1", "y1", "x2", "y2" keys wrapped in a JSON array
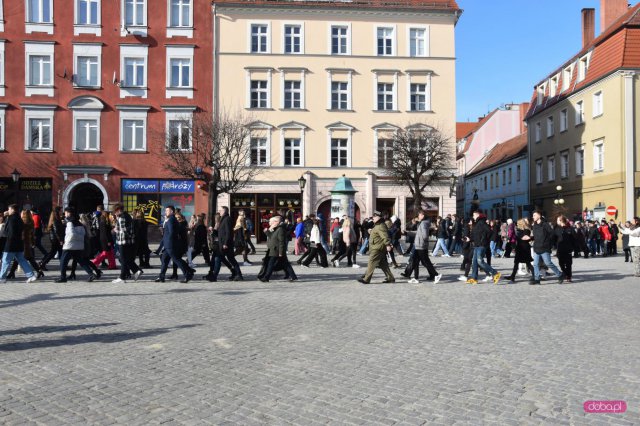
[
  {"x1": 562, "y1": 65, "x2": 573, "y2": 92},
  {"x1": 578, "y1": 53, "x2": 591, "y2": 82},
  {"x1": 549, "y1": 75, "x2": 558, "y2": 97},
  {"x1": 536, "y1": 84, "x2": 546, "y2": 106}
]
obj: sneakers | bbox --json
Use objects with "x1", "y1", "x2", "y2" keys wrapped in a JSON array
[
  {"x1": 434, "y1": 274, "x2": 443, "y2": 284},
  {"x1": 408, "y1": 278, "x2": 419, "y2": 284},
  {"x1": 352, "y1": 264, "x2": 361, "y2": 268},
  {"x1": 492, "y1": 272, "x2": 501, "y2": 284},
  {"x1": 357, "y1": 278, "x2": 370, "y2": 284},
  {"x1": 443, "y1": 254, "x2": 451, "y2": 258},
  {"x1": 112, "y1": 278, "x2": 126, "y2": 284},
  {"x1": 482, "y1": 276, "x2": 492, "y2": 283},
  {"x1": 466, "y1": 278, "x2": 478, "y2": 285},
  {"x1": 26, "y1": 275, "x2": 38, "y2": 283},
  {"x1": 301, "y1": 264, "x2": 310, "y2": 268},
  {"x1": 243, "y1": 262, "x2": 253, "y2": 266},
  {"x1": 457, "y1": 275, "x2": 467, "y2": 282},
  {"x1": 133, "y1": 270, "x2": 143, "y2": 281}
]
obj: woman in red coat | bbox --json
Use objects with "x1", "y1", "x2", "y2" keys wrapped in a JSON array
[{"x1": 598, "y1": 220, "x2": 612, "y2": 258}]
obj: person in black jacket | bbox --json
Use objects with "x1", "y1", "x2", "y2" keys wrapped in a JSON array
[
  {"x1": 154, "y1": 206, "x2": 192, "y2": 283},
  {"x1": 39, "y1": 207, "x2": 64, "y2": 271},
  {"x1": 448, "y1": 214, "x2": 462, "y2": 255},
  {"x1": 259, "y1": 216, "x2": 298, "y2": 282},
  {"x1": 191, "y1": 213, "x2": 210, "y2": 266},
  {"x1": 525, "y1": 211, "x2": 564, "y2": 284},
  {"x1": 0, "y1": 204, "x2": 38, "y2": 283},
  {"x1": 431, "y1": 216, "x2": 451, "y2": 257},
  {"x1": 217, "y1": 206, "x2": 243, "y2": 281},
  {"x1": 608, "y1": 219, "x2": 619, "y2": 255},
  {"x1": 555, "y1": 215, "x2": 576, "y2": 282},
  {"x1": 467, "y1": 211, "x2": 500, "y2": 284},
  {"x1": 505, "y1": 221, "x2": 533, "y2": 283}
]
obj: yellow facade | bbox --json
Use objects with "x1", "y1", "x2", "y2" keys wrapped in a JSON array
[{"x1": 214, "y1": 4, "x2": 459, "y2": 221}]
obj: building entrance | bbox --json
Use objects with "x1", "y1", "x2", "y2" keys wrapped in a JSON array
[{"x1": 69, "y1": 183, "x2": 104, "y2": 214}]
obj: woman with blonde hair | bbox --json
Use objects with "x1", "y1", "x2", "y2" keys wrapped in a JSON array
[
  {"x1": 332, "y1": 217, "x2": 358, "y2": 268},
  {"x1": 233, "y1": 211, "x2": 251, "y2": 265}
]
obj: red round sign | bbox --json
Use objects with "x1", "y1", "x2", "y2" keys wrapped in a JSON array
[{"x1": 606, "y1": 206, "x2": 617, "y2": 216}]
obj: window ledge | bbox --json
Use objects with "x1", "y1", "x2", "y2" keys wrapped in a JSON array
[
  {"x1": 167, "y1": 26, "x2": 193, "y2": 39},
  {"x1": 73, "y1": 85, "x2": 102, "y2": 90},
  {"x1": 560, "y1": 129, "x2": 568, "y2": 133},
  {"x1": 575, "y1": 122, "x2": 585, "y2": 127},
  {"x1": 245, "y1": 107, "x2": 275, "y2": 111},
  {"x1": 373, "y1": 110, "x2": 401, "y2": 113},
  {"x1": 120, "y1": 86, "x2": 148, "y2": 99},
  {"x1": 25, "y1": 22, "x2": 54, "y2": 34},
  {"x1": 593, "y1": 113, "x2": 604, "y2": 119},
  {"x1": 326, "y1": 109, "x2": 354, "y2": 112},
  {"x1": 72, "y1": 150, "x2": 101, "y2": 153},
  {"x1": 26, "y1": 86, "x2": 54, "y2": 97},
  {"x1": 119, "y1": 150, "x2": 148, "y2": 154},
  {"x1": 166, "y1": 87, "x2": 194, "y2": 99},
  {"x1": 405, "y1": 110, "x2": 434, "y2": 113},
  {"x1": 594, "y1": 169, "x2": 604, "y2": 173},
  {"x1": 121, "y1": 25, "x2": 148, "y2": 37},
  {"x1": 281, "y1": 108, "x2": 307, "y2": 112},
  {"x1": 74, "y1": 24, "x2": 101, "y2": 36},
  {"x1": 26, "y1": 149, "x2": 54, "y2": 153}
]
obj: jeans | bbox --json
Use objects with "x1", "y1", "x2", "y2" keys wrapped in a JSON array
[
  {"x1": 1, "y1": 252, "x2": 35, "y2": 279},
  {"x1": 359, "y1": 238, "x2": 369, "y2": 255},
  {"x1": 432, "y1": 238, "x2": 450, "y2": 256},
  {"x1": 490, "y1": 241, "x2": 503, "y2": 257},
  {"x1": 588, "y1": 239, "x2": 598, "y2": 255},
  {"x1": 471, "y1": 247, "x2": 497, "y2": 280},
  {"x1": 532, "y1": 251, "x2": 562, "y2": 280}
]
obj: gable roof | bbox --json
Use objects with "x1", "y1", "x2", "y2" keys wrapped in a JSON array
[
  {"x1": 456, "y1": 122, "x2": 476, "y2": 139},
  {"x1": 526, "y1": 3, "x2": 640, "y2": 120},
  {"x1": 213, "y1": 0, "x2": 460, "y2": 12},
  {"x1": 466, "y1": 133, "x2": 527, "y2": 177}
]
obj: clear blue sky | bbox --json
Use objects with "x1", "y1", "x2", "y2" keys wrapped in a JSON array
[{"x1": 456, "y1": 0, "x2": 604, "y2": 122}]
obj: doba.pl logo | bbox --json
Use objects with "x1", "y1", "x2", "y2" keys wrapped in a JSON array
[{"x1": 584, "y1": 401, "x2": 627, "y2": 414}]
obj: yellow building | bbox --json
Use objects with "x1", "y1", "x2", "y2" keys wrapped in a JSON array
[
  {"x1": 213, "y1": 0, "x2": 460, "y2": 234},
  {"x1": 526, "y1": 2, "x2": 640, "y2": 222}
]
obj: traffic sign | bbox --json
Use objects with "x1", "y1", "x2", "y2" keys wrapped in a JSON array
[{"x1": 606, "y1": 206, "x2": 617, "y2": 216}]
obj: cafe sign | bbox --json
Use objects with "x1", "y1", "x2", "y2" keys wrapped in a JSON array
[{"x1": 19, "y1": 179, "x2": 52, "y2": 191}]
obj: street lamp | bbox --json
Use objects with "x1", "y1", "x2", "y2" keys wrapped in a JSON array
[
  {"x1": 554, "y1": 185, "x2": 565, "y2": 206},
  {"x1": 11, "y1": 168, "x2": 21, "y2": 183},
  {"x1": 298, "y1": 175, "x2": 307, "y2": 216}
]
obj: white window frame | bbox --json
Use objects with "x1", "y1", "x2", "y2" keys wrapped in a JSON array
[
  {"x1": 329, "y1": 23, "x2": 351, "y2": 55},
  {"x1": 282, "y1": 22, "x2": 304, "y2": 55},
  {"x1": 23, "y1": 104, "x2": 55, "y2": 152},
  {"x1": 249, "y1": 80, "x2": 268, "y2": 109},
  {"x1": 24, "y1": 41, "x2": 54, "y2": 97},
  {"x1": 549, "y1": 75, "x2": 559, "y2": 97},
  {"x1": 73, "y1": 113, "x2": 100, "y2": 152},
  {"x1": 375, "y1": 25, "x2": 396, "y2": 56},
  {"x1": 560, "y1": 150, "x2": 569, "y2": 179},
  {"x1": 166, "y1": 45, "x2": 194, "y2": 99},
  {"x1": 74, "y1": 0, "x2": 101, "y2": 36},
  {"x1": 120, "y1": 44, "x2": 148, "y2": 98},
  {"x1": 547, "y1": 156, "x2": 555, "y2": 182},
  {"x1": 546, "y1": 116, "x2": 554, "y2": 138},
  {"x1": 535, "y1": 159, "x2": 543, "y2": 184},
  {"x1": 577, "y1": 52, "x2": 591, "y2": 82},
  {"x1": 167, "y1": 0, "x2": 193, "y2": 38},
  {"x1": 593, "y1": 91, "x2": 603, "y2": 117},
  {"x1": 326, "y1": 123, "x2": 353, "y2": 168},
  {"x1": 562, "y1": 64, "x2": 573, "y2": 92},
  {"x1": 534, "y1": 121, "x2": 541, "y2": 142},
  {"x1": 121, "y1": 0, "x2": 147, "y2": 36},
  {"x1": 26, "y1": 0, "x2": 53, "y2": 34},
  {"x1": 73, "y1": 43, "x2": 102, "y2": 88},
  {"x1": 575, "y1": 100, "x2": 584, "y2": 125},
  {"x1": 575, "y1": 145, "x2": 585, "y2": 176},
  {"x1": 245, "y1": 67, "x2": 273, "y2": 109},
  {"x1": 0, "y1": 0, "x2": 4, "y2": 32},
  {"x1": 0, "y1": 41, "x2": 5, "y2": 96},
  {"x1": 279, "y1": 122, "x2": 306, "y2": 167},
  {"x1": 330, "y1": 81, "x2": 349, "y2": 110},
  {"x1": 279, "y1": 68, "x2": 306, "y2": 110},
  {"x1": 560, "y1": 109, "x2": 568, "y2": 132},
  {"x1": 163, "y1": 106, "x2": 194, "y2": 152},
  {"x1": 248, "y1": 21, "x2": 270, "y2": 54},
  {"x1": 377, "y1": 82, "x2": 395, "y2": 111},
  {"x1": 0, "y1": 104, "x2": 6, "y2": 151},
  {"x1": 283, "y1": 80, "x2": 302, "y2": 109},
  {"x1": 117, "y1": 106, "x2": 149, "y2": 152},
  {"x1": 250, "y1": 137, "x2": 269, "y2": 166},
  {"x1": 326, "y1": 69, "x2": 353, "y2": 110},
  {"x1": 407, "y1": 26, "x2": 429, "y2": 57},
  {"x1": 536, "y1": 83, "x2": 546, "y2": 106},
  {"x1": 406, "y1": 71, "x2": 432, "y2": 112},
  {"x1": 249, "y1": 122, "x2": 272, "y2": 167},
  {"x1": 330, "y1": 138, "x2": 350, "y2": 167},
  {"x1": 409, "y1": 82, "x2": 428, "y2": 111},
  {"x1": 593, "y1": 139, "x2": 604, "y2": 172}
]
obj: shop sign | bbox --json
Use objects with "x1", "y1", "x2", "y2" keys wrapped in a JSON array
[
  {"x1": 159, "y1": 180, "x2": 195, "y2": 193},
  {"x1": 122, "y1": 180, "x2": 159, "y2": 193},
  {"x1": 0, "y1": 178, "x2": 11, "y2": 191},
  {"x1": 19, "y1": 179, "x2": 52, "y2": 191}
]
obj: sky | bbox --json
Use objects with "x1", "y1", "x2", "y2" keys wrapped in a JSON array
[{"x1": 456, "y1": 0, "x2": 604, "y2": 122}]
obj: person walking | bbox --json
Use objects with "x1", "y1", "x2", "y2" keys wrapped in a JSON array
[
  {"x1": 457, "y1": 219, "x2": 474, "y2": 282},
  {"x1": 598, "y1": 220, "x2": 612, "y2": 257},
  {"x1": 203, "y1": 213, "x2": 236, "y2": 282},
  {"x1": 218, "y1": 206, "x2": 243, "y2": 281},
  {"x1": 133, "y1": 210, "x2": 151, "y2": 268},
  {"x1": 155, "y1": 206, "x2": 192, "y2": 283},
  {"x1": 31, "y1": 209, "x2": 48, "y2": 259},
  {"x1": 112, "y1": 204, "x2": 143, "y2": 283},
  {"x1": 620, "y1": 218, "x2": 640, "y2": 276},
  {"x1": 526, "y1": 210, "x2": 564, "y2": 285},
  {"x1": 448, "y1": 214, "x2": 463, "y2": 255},
  {"x1": 505, "y1": 219, "x2": 533, "y2": 283},
  {"x1": 503, "y1": 218, "x2": 516, "y2": 258},
  {"x1": 431, "y1": 216, "x2": 451, "y2": 257},
  {"x1": 408, "y1": 210, "x2": 441, "y2": 284},
  {"x1": 232, "y1": 211, "x2": 252, "y2": 266},
  {"x1": 622, "y1": 221, "x2": 632, "y2": 262},
  {"x1": 92, "y1": 211, "x2": 117, "y2": 270},
  {"x1": 554, "y1": 215, "x2": 576, "y2": 282},
  {"x1": 586, "y1": 221, "x2": 600, "y2": 256},
  {"x1": 466, "y1": 212, "x2": 501, "y2": 285},
  {"x1": 259, "y1": 216, "x2": 298, "y2": 282},
  {"x1": 357, "y1": 211, "x2": 395, "y2": 284},
  {"x1": 6, "y1": 210, "x2": 44, "y2": 280},
  {"x1": 294, "y1": 218, "x2": 307, "y2": 256},
  {"x1": 300, "y1": 218, "x2": 328, "y2": 268},
  {"x1": 0, "y1": 205, "x2": 38, "y2": 283},
  {"x1": 609, "y1": 219, "x2": 619, "y2": 255},
  {"x1": 332, "y1": 217, "x2": 358, "y2": 268},
  {"x1": 54, "y1": 208, "x2": 99, "y2": 283},
  {"x1": 573, "y1": 221, "x2": 589, "y2": 258},
  {"x1": 39, "y1": 207, "x2": 64, "y2": 271},
  {"x1": 190, "y1": 214, "x2": 210, "y2": 267}
]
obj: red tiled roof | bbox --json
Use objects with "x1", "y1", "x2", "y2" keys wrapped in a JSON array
[
  {"x1": 456, "y1": 122, "x2": 476, "y2": 140},
  {"x1": 213, "y1": 0, "x2": 460, "y2": 10},
  {"x1": 466, "y1": 133, "x2": 527, "y2": 177},
  {"x1": 526, "y1": 2, "x2": 640, "y2": 120}
]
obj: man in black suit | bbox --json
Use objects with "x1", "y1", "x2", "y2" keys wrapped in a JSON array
[
  {"x1": 218, "y1": 206, "x2": 243, "y2": 281},
  {"x1": 155, "y1": 205, "x2": 192, "y2": 283}
]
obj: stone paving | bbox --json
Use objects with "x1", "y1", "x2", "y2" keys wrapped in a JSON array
[{"x1": 0, "y1": 249, "x2": 639, "y2": 425}]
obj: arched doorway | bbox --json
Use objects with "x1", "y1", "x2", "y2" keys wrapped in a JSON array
[{"x1": 69, "y1": 183, "x2": 105, "y2": 214}]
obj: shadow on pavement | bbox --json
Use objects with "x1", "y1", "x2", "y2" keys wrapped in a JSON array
[
  {"x1": 0, "y1": 324, "x2": 202, "y2": 352},
  {"x1": 0, "y1": 323, "x2": 120, "y2": 337},
  {"x1": 0, "y1": 293, "x2": 166, "y2": 309}
]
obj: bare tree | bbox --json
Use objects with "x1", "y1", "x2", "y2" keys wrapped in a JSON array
[
  {"x1": 157, "y1": 110, "x2": 262, "y2": 225},
  {"x1": 383, "y1": 124, "x2": 454, "y2": 213}
]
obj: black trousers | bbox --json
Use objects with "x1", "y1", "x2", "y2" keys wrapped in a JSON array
[
  {"x1": 40, "y1": 241, "x2": 62, "y2": 268},
  {"x1": 412, "y1": 249, "x2": 437, "y2": 279},
  {"x1": 263, "y1": 256, "x2": 297, "y2": 281},
  {"x1": 509, "y1": 261, "x2": 533, "y2": 278},
  {"x1": 191, "y1": 244, "x2": 211, "y2": 264},
  {"x1": 221, "y1": 246, "x2": 242, "y2": 277},
  {"x1": 60, "y1": 250, "x2": 93, "y2": 279},
  {"x1": 118, "y1": 244, "x2": 141, "y2": 280},
  {"x1": 557, "y1": 251, "x2": 573, "y2": 278},
  {"x1": 336, "y1": 245, "x2": 354, "y2": 266},
  {"x1": 302, "y1": 244, "x2": 328, "y2": 267},
  {"x1": 159, "y1": 249, "x2": 189, "y2": 279}
]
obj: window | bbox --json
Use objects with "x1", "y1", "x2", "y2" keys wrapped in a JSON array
[
  {"x1": 508, "y1": 167, "x2": 512, "y2": 184},
  {"x1": 250, "y1": 80, "x2": 268, "y2": 108},
  {"x1": 490, "y1": 174, "x2": 494, "y2": 189},
  {"x1": 547, "y1": 116, "x2": 554, "y2": 137},
  {"x1": 562, "y1": 65, "x2": 572, "y2": 92},
  {"x1": 575, "y1": 100, "x2": 584, "y2": 125},
  {"x1": 560, "y1": 151, "x2": 569, "y2": 178},
  {"x1": 29, "y1": 119, "x2": 51, "y2": 150},
  {"x1": 495, "y1": 172, "x2": 499, "y2": 187},
  {"x1": 0, "y1": 107, "x2": 5, "y2": 151},
  {"x1": 377, "y1": 27, "x2": 394, "y2": 56},
  {"x1": 27, "y1": 0, "x2": 52, "y2": 23},
  {"x1": 560, "y1": 109, "x2": 568, "y2": 132},
  {"x1": 170, "y1": 0, "x2": 190, "y2": 27},
  {"x1": 593, "y1": 91, "x2": 603, "y2": 117},
  {"x1": 547, "y1": 156, "x2": 555, "y2": 181},
  {"x1": 124, "y1": 0, "x2": 145, "y2": 26},
  {"x1": 124, "y1": 58, "x2": 145, "y2": 87},
  {"x1": 70, "y1": 96, "x2": 103, "y2": 152},
  {"x1": 502, "y1": 169, "x2": 506, "y2": 186},
  {"x1": 168, "y1": 120, "x2": 190, "y2": 151},
  {"x1": 0, "y1": 41, "x2": 4, "y2": 96},
  {"x1": 517, "y1": 165, "x2": 521, "y2": 182},
  {"x1": 575, "y1": 146, "x2": 585, "y2": 176},
  {"x1": 76, "y1": 56, "x2": 99, "y2": 87},
  {"x1": 331, "y1": 82, "x2": 348, "y2": 110},
  {"x1": 536, "y1": 160, "x2": 543, "y2": 184},
  {"x1": 169, "y1": 58, "x2": 190, "y2": 87},
  {"x1": 250, "y1": 24, "x2": 269, "y2": 53},
  {"x1": 118, "y1": 106, "x2": 149, "y2": 152},
  {"x1": 25, "y1": 41, "x2": 55, "y2": 95},
  {"x1": 593, "y1": 139, "x2": 604, "y2": 171},
  {"x1": 29, "y1": 55, "x2": 51, "y2": 86},
  {"x1": 578, "y1": 54, "x2": 590, "y2": 82},
  {"x1": 330, "y1": 25, "x2": 349, "y2": 55},
  {"x1": 535, "y1": 122, "x2": 541, "y2": 142},
  {"x1": 284, "y1": 80, "x2": 301, "y2": 109},
  {"x1": 120, "y1": 44, "x2": 148, "y2": 98},
  {"x1": 166, "y1": 45, "x2": 194, "y2": 98},
  {"x1": 410, "y1": 83, "x2": 427, "y2": 111},
  {"x1": 284, "y1": 138, "x2": 301, "y2": 166},
  {"x1": 76, "y1": 0, "x2": 99, "y2": 25},
  {"x1": 377, "y1": 138, "x2": 393, "y2": 168},
  {"x1": 377, "y1": 83, "x2": 394, "y2": 111},
  {"x1": 250, "y1": 137, "x2": 268, "y2": 166},
  {"x1": 484, "y1": 176, "x2": 487, "y2": 191},
  {"x1": 75, "y1": 119, "x2": 98, "y2": 151},
  {"x1": 284, "y1": 24, "x2": 302, "y2": 54},
  {"x1": 550, "y1": 75, "x2": 558, "y2": 97},
  {"x1": 536, "y1": 84, "x2": 545, "y2": 106},
  {"x1": 409, "y1": 28, "x2": 427, "y2": 57},
  {"x1": 331, "y1": 138, "x2": 348, "y2": 167}
]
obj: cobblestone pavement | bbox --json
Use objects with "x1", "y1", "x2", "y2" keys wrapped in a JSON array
[{"x1": 0, "y1": 249, "x2": 639, "y2": 425}]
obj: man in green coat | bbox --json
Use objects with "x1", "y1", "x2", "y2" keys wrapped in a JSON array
[
  {"x1": 358, "y1": 211, "x2": 395, "y2": 284},
  {"x1": 259, "y1": 216, "x2": 298, "y2": 282}
]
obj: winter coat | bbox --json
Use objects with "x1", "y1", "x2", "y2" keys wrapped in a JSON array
[
  {"x1": 310, "y1": 225, "x2": 321, "y2": 245},
  {"x1": 514, "y1": 229, "x2": 533, "y2": 263},
  {"x1": 587, "y1": 226, "x2": 600, "y2": 240},
  {"x1": 599, "y1": 225, "x2": 612, "y2": 241},
  {"x1": 471, "y1": 218, "x2": 491, "y2": 248},
  {"x1": 98, "y1": 217, "x2": 113, "y2": 252},
  {"x1": 620, "y1": 227, "x2": 640, "y2": 247},
  {"x1": 342, "y1": 224, "x2": 356, "y2": 245},
  {"x1": 22, "y1": 221, "x2": 35, "y2": 259},
  {"x1": 63, "y1": 221, "x2": 86, "y2": 251},
  {"x1": 414, "y1": 219, "x2": 430, "y2": 250},
  {"x1": 193, "y1": 223, "x2": 208, "y2": 249},
  {"x1": 436, "y1": 220, "x2": 448, "y2": 239},
  {"x1": 507, "y1": 223, "x2": 517, "y2": 244},
  {"x1": 265, "y1": 223, "x2": 286, "y2": 257},
  {"x1": 218, "y1": 214, "x2": 233, "y2": 249},
  {"x1": 369, "y1": 221, "x2": 391, "y2": 253},
  {"x1": 4, "y1": 213, "x2": 24, "y2": 253},
  {"x1": 295, "y1": 222, "x2": 305, "y2": 239},
  {"x1": 554, "y1": 226, "x2": 576, "y2": 255},
  {"x1": 49, "y1": 218, "x2": 65, "y2": 245},
  {"x1": 531, "y1": 220, "x2": 555, "y2": 254}
]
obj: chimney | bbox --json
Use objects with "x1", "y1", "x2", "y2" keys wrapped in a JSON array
[
  {"x1": 519, "y1": 102, "x2": 530, "y2": 134},
  {"x1": 601, "y1": 0, "x2": 630, "y2": 33},
  {"x1": 582, "y1": 8, "x2": 595, "y2": 48}
]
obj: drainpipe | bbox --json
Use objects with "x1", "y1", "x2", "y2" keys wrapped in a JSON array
[{"x1": 623, "y1": 71, "x2": 636, "y2": 218}]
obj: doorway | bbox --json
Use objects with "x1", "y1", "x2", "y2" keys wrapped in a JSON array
[{"x1": 69, "y1": 183, "x2": 104, "y2": 214}]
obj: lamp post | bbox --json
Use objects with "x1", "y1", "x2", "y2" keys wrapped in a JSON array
[
  {"x1": 298, "y1": 175, "x2": 307, "y2": 217},
  {"x1": 11, "y1": 168, "x2": 21, "y2": 207},
  {"x1": 553, "y1": 185, "x2": 565, "y2": 216}
]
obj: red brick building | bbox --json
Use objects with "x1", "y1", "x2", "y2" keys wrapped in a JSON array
[{"x1": 0, "y1": 0, "x2": 212, "y2": 223}]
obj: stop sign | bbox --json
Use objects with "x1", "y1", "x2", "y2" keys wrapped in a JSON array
[{"x1": 606, "y1": 206, "x2": 617, "y2": 216}]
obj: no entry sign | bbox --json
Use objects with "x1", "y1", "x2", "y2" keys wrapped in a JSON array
[{"x1": 607, "y1": 206, "x2": 617, "y2": 216}]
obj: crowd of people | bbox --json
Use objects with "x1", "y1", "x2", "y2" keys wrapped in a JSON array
[{"x1": 1, "y1": 202, "x2": 639, "y2": 285}]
